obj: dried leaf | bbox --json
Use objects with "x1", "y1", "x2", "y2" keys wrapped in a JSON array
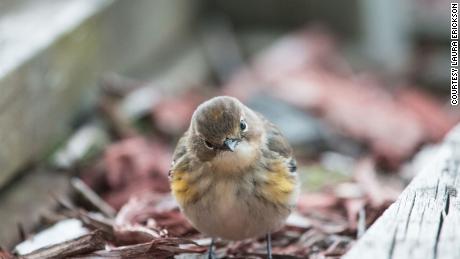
[{"x1": 103, "y1": 137, "x2": 171, "y2": 208}]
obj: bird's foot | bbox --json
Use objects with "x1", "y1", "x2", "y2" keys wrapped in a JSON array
[
  {"x1": 266, "y1": 233, "x2": 272, "y2": 259},
  {"x1": 207, "y1": 238, "x2": 216, "y2": 259},
  {"x1": 207, "y1": 252, "x2": 216, "y2": 259}
]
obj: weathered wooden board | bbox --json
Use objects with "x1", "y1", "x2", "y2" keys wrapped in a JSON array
[
  {"x1": 0, "y1": 168, "x2": 70, "y2": 248},
  {"x1": 0, "y1": 0, "x2": 197, "y2": 187},
  {"x1": 344, "y1": 124, "x2": 460, "y2": 259}
]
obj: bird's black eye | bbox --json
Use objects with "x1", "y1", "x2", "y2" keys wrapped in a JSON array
[
  {"x1": 240, "y1": 119, "x2": 248, "y2": 132},
  {"x1": 204, "y1": 140, "x2": 214, "y2": 149}
]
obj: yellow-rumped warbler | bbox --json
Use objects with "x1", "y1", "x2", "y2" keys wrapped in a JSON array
[{"x1": 169, "y1": 96, "x2": 299, "y2": 259}]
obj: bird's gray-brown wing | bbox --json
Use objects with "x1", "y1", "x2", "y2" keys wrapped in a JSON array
[
  {"x1": 169, "y1": 132, "x2": 189, "y2": 177},
  {"x1": 172, "y1": 134, "x2": 188, "y2": 163},
  {"x1": 169, "y1": 131, "x2": 202, "y2": 205},
  {"x1": 260, "y1": 114, "x2": 297, "y2": 173},
  {"x1": 256, "y1": 113, "x2": 298, "y2": 209}
]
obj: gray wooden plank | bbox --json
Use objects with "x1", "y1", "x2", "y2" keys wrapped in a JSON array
[
  {"x1": 0, "y1": 0, "x2": 197, "y2": 187},
  {"x1": 0, "y1": 169, "x2": 70, "y2": 248},
  {"x1": 344, "y1": 124, "x2": 460, "y2": 259}
]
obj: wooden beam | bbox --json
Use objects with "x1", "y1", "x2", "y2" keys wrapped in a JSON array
[
  {"x1": 0, "y1": 0, "x2": 198, "y2": 188},
  {"x1": 0, "y1": 169, "x2": 70, "y2": 248},
  {"x1": 344, "y1": 123, "x2": 460, "y2": 259}
]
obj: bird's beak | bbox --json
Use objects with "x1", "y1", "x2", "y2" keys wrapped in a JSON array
[{"x1": 223, "y1": 138, "x2": 239, "y2": 152}]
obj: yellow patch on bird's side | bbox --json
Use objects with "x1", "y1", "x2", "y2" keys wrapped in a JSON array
[
  {"x1": 170, "y1": 171, "x2": 198, "y2": 205},
  {"x1": 261, "y1": 162, "x2": 296, "y2": 205}
]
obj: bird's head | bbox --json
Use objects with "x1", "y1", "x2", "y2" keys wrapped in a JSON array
[{"x1": 188, "y1": 96, "x2": 263, "y2": 166}]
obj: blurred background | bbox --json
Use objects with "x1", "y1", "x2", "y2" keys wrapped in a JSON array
[{"x1": 0, "y1": 0, "x2": 458, "y2": 258}]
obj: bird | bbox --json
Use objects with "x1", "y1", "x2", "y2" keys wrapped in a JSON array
[{"x1": 169, "y1": 96, "x2": 299, "y2": 259}]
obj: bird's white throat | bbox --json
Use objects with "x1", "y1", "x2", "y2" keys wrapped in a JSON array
[{"x1": 211, "y1": 141, "x2": 257, "y2": 173}]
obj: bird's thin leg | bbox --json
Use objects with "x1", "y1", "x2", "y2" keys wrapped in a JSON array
[
  {"x1": 208, "y1": 238, "x2": 215, "y2": 259},
  {"x1": 266, "y1": 233, "x2": 272, "y2": 259}
]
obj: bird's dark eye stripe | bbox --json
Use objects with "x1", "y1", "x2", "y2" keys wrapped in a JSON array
[{"x1": 204, "y1": 140, "x2": 214, "y2": 149}]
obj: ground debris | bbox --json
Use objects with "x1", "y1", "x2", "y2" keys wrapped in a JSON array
[
  {"x1": 223, "y1": 28, "x2": 458, "y2": 168},
  {"x1": 0, "y1": 248, "x2": 14, "y2": 259},
  {"x1": 71, "y1": 238, "x2": 205, "y2": 259},
  {"x1": 101, "y1": 137, "x2": 172, "y2": 209},
  {"x1": 20, "y1": 231, "x2": 106, "y2": 259}
]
